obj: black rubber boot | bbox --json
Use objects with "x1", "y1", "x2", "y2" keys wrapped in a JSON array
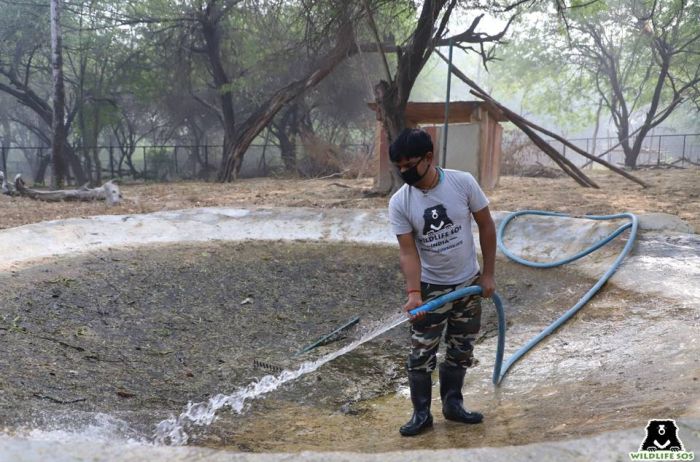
[
  {"x1": 399, "y1": 370, "x2": 433, "y2": 436},
  {"x1": 439, "y1": 364, "x2": 483, "y2": 424}
]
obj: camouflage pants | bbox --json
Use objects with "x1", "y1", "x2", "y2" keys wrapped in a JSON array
[{"x1": 407, "y1": 276, "x2": 482, "y2": 373}]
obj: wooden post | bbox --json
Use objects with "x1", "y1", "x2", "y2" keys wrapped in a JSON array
[
  {"x1": 1, "y1": 144, "x2": 7, "y2": 175},
  {"x1": 374, "y1": 122, "x2": 392, "y2": 192},
  {"x1": 479, "y1": 108, "x2": 491, "y2": 187},
  {"x1": 204, "y1": 144, "x2": 209, "y2": 179},
  {"x1": 681, "y1": 135, "x2": 687, "y2": 167},
  {"x1": 143, "y1": 146, "x2": 147, "y2": 179},
  {"x1": 441, "y1": 39, "x2": 453, "y2": 169},
  {"x1": 174, "y1": 146, "x2": 179, "y2": 176},
  {"x1": 109, "y1": 145, "x2": 114, "y2": 178},
  {"x1": 258, "y1": 128, "x2": 271, "y2": 176}
]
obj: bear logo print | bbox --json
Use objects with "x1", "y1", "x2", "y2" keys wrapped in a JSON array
[
  {"x1": 639, "y1": 419, "x2": 684, "y2": 452},
  {"x1": 422, "y1": 204, "x2": 454, "y2": 235}
]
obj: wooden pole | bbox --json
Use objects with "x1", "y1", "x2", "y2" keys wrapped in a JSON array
[{"x1": 442, "y1": 39, "x2": 453, "y2": 169}]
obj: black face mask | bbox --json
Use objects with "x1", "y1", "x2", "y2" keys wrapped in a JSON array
[{"x1": 399, "y1": 159, "x2": 428, "y2": 186}]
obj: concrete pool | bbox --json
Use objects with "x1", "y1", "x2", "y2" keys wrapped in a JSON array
[{"x1": 0, "y1": 207, "x2": 698, "y2": 460}]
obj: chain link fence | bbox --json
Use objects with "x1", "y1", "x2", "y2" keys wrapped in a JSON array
[
  {"x1": 551, "y1": 133, "x2": 700, "y2": 168},
  {"x1": 0, "y1": 142, "x2": 373, "y2": 185},
  {"x1": 501, "y1": 132, "x2": 700, "y2": 175}
]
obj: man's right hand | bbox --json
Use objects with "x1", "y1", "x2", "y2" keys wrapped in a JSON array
[{"x1": 403, "y1": 292, "x2": 426, "y2": 322}]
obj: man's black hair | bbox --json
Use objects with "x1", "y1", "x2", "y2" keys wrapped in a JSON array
[{"x1": 389, "y1": 128, "x2": 433, "y2": 163}]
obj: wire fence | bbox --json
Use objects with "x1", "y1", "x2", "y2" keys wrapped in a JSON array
[
  {"x1": 2, "y1": 132, "x2": 697, "y2": 186},
  {"x1": 0, "y1": 142, "x2": 374, "y2": 185},
  {"x1": 547, "y1": 133, "x2": 700, "y2": 169}
]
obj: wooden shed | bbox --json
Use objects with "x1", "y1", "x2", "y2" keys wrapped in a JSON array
[{"x1": 368, "y1": 101, "x2": 507, "y2": 191}]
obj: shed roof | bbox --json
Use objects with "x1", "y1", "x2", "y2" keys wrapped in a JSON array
[{"x1": 367, "y1": 100, "x2": 508, "y2": 124}]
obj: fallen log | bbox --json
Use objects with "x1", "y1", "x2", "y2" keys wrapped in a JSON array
[
  {"x1": 14, "y1": 174, "x2": 122, "y2": 205},
  {"x1": 1, "y1": 171, "x2": 15, "y2": 196}
]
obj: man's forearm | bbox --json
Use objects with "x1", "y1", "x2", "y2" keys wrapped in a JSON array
[
  {"x1": 479, "y1": 221, "x2": 497, "y2": 277},
  {"x1": 400, "y1": 252, "x2": 422, "y2": 291}
]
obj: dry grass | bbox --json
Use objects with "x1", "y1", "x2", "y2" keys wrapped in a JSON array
[
  {"x1": 1, "y1": 168, "x2": 698, "y2": 232},
  {"x1": 489, "y1": 168, "x2": 699, "y2": 231}
]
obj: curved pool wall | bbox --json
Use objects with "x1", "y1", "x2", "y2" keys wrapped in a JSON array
[
  {"x1": 1, "y1": 419, "x2": 698, "y2": 462},
  {"x1": 1, "y1": 207, "x2": 698, "y2": 462},
  {"x1": 1, "y1": 207, "x2": 698, "y2": 306}
]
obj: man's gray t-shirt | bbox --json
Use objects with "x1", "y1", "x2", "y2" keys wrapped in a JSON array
[{"x1": 388, "y1": 168, "x2": 489, "y2": 285}]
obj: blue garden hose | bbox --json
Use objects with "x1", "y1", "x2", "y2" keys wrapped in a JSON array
[
  {"x1": 409, "y1": 210, "x2": 638, "y2": 386},
  {"x1": 409, "y1": 286, "x2": 506, "y2": 385}
]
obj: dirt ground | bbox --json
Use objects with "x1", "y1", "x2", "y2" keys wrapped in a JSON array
[
  {"x1": 1, "y1": 168, "x2": 698, "y2": 232},
  {"x1": 0, "y1": 242, "x2": 407, "y2": 440}
]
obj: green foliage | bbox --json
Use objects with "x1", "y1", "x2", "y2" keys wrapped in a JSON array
[
  {"x1": 487, "y1": 0, "x2": 700, "y2": 135},
  {"x1": 487, "y1": 18, "x2": 598, "y2": 133},
  {"x1": 145, "y1": 146, "x2": 169, "y2": 159}
]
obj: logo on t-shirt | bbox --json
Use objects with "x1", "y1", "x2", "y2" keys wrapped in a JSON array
[
  {"x1": 418, "y1": 204, "x2": 463, "y2": 253},
  {"x1": 422, "y1": 204, "x2": 454, "y2": 235}
]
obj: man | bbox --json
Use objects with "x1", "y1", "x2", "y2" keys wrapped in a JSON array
[{"x1": 387, "y1": 128, "x2": 497, "y2": 437}]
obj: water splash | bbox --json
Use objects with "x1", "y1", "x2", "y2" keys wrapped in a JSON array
[
  {"x1": 154, "y1": 312, "x2": 408, "y2": 445},
  {"x1": 12, "y1": 412, "x2": 145, "y2": 445}
]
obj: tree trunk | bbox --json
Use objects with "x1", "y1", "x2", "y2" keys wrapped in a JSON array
[
  {"x1": 218, "y1": 19, "x2": 355, "y2": 182},
  {"x1": 92, "y1": 148, "x2": 102, "y2": 183},
  {"x1": 188, "y1": 129, "x2": 202, "y2": 176},
  {"x1": 617, "y1": 121, "x2": 636, "y2": 168},
  {"x1": 278, "y1": 131, "x2": 297, "y2": 172},
  {"x1": 371, "y1": 0, "x2": 450, "y2": 193},
  {"x1": 373, "y1": 81, "x2": 405, "y2": 193},
  {"x1": 1, "y1": 116, "x2": 9, "y2": 175},
  {"x1": 84, "y1": 143, "x2": 93, "y2": 180},
  {"x1": 373, "y1": 0, "x2": 450, "y2": 143},
  {"x1": 34, "y1": 154, "x2": 51, "y2": 184},
  {"x1": 623, "y1": 144, "x2": 640, "y2": 168},
  {"x1": 0, "y1": 60, "x2": 86, "y2": 184},
  {"x1": 622, "y1": 43, "x2": 675, "y2": 169},
  {"x1": 590, "y1": 99, "x2": 603, "y2": 156},
  {"x1": 64, "y1": 142, "x2": 86, "y2": 183},
  {"x1": 627, "y1": 127, "x2": 652, "y2": 168},
  {"x1": 91, "y1": 109, "x2": 102, "y2": 184},
  {"x1": 50, "y1": 0, "x2": 69, "y2": 188},
  {"x1": 273, "y1": 103, "x2": 310, "y2": 173},
  {"x1": 199, "y1": 2, "x2": 237, "y2": 178},
  {"x1": 373, "y1": 81, "x2": 406, "y2": 143}
]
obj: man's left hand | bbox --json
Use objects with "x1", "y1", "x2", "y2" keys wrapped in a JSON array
[{"x1": 480, "y1": 274, "x2": 496, "y2": 298}]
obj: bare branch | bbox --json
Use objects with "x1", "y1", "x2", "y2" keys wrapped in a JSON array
[
  {"x1": 361, "y1": 0, "x2": 393, "y2": 85},
  {"x1": 192, "y1": 94, "x2": 223, "y2": 123},
  {"x1": 440, "y1": 11, "x2": 516, "y2": 45}
]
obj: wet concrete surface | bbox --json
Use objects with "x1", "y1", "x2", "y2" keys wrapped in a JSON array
[
  {"x1": 3, "y1": 418, "x2": 700, "y2": 462},
  {"x1": 1, "y1": 240, "x2": 698, "y2": 454}
]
